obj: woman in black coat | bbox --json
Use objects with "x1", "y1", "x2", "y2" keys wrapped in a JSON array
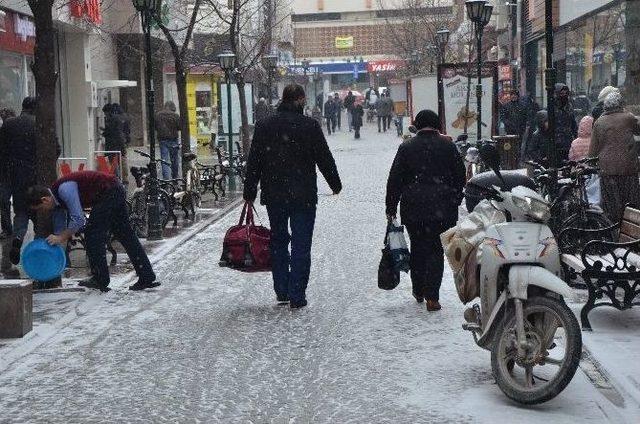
[{"x1": 385, "y1": 110, "x2": 466, "y2": 311}]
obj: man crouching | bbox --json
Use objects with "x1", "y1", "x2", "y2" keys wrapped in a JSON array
[{"x1": 26, "y1": 171, "x2": 160, "y2": 292}]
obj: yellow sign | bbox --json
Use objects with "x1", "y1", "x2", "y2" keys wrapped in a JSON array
[{"x1": 335, "y1": 36, "x2": 354, "y2": 49}]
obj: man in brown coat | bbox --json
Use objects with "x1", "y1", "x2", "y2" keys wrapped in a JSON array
[
  {"x1": 155, "y1": 101, "x2": 181, "y2": 179},
  {"x1": 589, "y1": 91, "x2": 640, "y2": 222}
]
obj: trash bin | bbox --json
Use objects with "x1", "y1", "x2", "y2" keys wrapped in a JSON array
[{"x1": 464, "y1": 170, "x2": 537, "y2": 212}]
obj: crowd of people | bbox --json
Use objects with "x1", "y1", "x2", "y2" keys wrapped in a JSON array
[{"x1": 501, "y1": 83, "x2": 640, "y2": 225}]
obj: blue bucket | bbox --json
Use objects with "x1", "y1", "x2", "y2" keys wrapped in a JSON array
[{"x1": 21, "y1": 239, "x2": 67, "y2": 281}]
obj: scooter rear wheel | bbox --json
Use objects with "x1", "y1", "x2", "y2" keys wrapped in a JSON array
[{"x1": 491, "y1": 296, "x2": 582, "y2": 405}]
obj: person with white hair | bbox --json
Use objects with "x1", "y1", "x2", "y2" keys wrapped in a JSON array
[
  {"x1": 589, "y1": 90, "x2": 640, "y2": 222},
  {"x1": 591, "y1": 85, "x2": 620, "y2": 122}
]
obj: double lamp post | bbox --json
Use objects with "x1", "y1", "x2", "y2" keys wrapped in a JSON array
[
  {"x1": 465, "y1": 0, "x2": 493, "y2": 141},
  {"x1": 217, "y1": 50, "x2": 237, "y2": 191}
]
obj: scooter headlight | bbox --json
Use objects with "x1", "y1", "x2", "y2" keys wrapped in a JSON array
[{"x1": 512, "y1": 195, "x2": 550, "y2": 222}]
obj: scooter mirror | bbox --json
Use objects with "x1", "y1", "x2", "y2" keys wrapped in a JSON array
[{"x1": 456, "y1": 134, "x2": 468, "y2": 142}]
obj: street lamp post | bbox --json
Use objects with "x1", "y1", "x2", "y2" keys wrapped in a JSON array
[
  {"x1": 133, "y1": 0, "x2": 163, "y2": 240},
  {"x1": 544, "y1": 0, "x2": 558, "y2": 168},
  {"x1": 466, "y1": 0, "x2": 493, "y2": 141},
  {"x1": 435, "y1": 28, "x2": 451, "y2": 65},
  {"x1": 301, "y1": 59, "x2": 311, "y2": 99},
  {"x1": 262, "y1": 54, "x2": 278, "y2": 106},
  {"x1": 218, "y1": 50, "x2": 237, "y2": 192}
]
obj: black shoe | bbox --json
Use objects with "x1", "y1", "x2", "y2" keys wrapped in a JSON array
[
  {"x1": 412, "y1": 292, "x2": 424, "y2": 303},
  {"x1": 290, "y1": 299, "x2": 308, "y2": 309},
  {"x1": 78, "y1": 277, "x2": 111, "y2": 292},
  {"x1": 129, "y1": 280, "x2": 161, "y2": 291},
  {"x1": 9, "y1": 238, "x2": 22, "y2": 265},
  {"x1": 277, "y1": 294, "x2": 290, "y2": 304}
]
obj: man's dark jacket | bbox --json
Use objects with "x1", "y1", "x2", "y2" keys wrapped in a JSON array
[
  {"x1": 344, "y1": 94, "x2": 356, "y2": 111},
  {"x1": 386, "y1": 130, "x2": 466, "y2": 226},
  {"x1": 501, "y1": 100, "x2": 526, "y2": 136},
  {"x1": 243, "y1": 103, "x2": 342, "y2": 207},
  {"x1": 0, "y1": 112, "x2": 37, "y2": 185}
]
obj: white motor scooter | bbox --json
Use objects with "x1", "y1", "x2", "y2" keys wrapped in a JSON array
[{"x1": 460, "y1": 145, "x2": 582, "y2": 405}]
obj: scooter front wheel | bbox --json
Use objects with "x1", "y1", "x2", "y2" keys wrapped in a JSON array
[{"x1": 491, "y1": 296, "x2": 582, "y2": 405}]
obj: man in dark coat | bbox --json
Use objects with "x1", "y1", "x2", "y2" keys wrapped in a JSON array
[
  {"x1": 333, "y1": 93, "x2": 343, "y2": 131},
  {"x1": 0, "y1": 97, "x2": 38, "y2": 263},
  {"x1": 255, "y1": 97, "x2": 270, "y2": 123},
  {"x1": 554, "y1": 83, "x2": 578, "y2": 161},
  {"x1": 351, "y1": 101, "x2": 364, "y2": 139},
  {"x1": 244, "y1": 84, "x2": 342, "y2": 309},
  {"x1": 343, "y1": 91, "x2": 356, "y2": 131},
  {"x1": 324, "y1": 95, "x2": 337, "y2": 135},
  {"x1": 386, "y1": 109, "x2": 465, "y2": 311},
  {"x1": 525, "y1": 110, "x2": 551, "y2": 162},
  {"x1": 155, "y1": 101, "x2": 181, "y2": 179},
  {"x1": 500, "y1": 90, "x2": 526, "y2": 138}
]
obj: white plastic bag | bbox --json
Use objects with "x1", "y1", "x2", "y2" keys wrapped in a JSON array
[
  {"x1": 387, "y1": 219, "x2": 410, "y2": 273},
  {"x1": 585, "y1": 174, "x2": 601, "y2": 206}
]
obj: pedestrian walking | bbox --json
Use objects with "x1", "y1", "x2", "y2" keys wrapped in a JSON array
[
  {"x1": 243, "y1": 84, "x2": 342, "y2": 309},
  {"x1": 589, "y1": 91, "x2": 640, "y2": 222},
  {"x1": 0, "y1": 107, "x2": 16, "y2": 239},
  {"x1": 554, "y1": 84, "x2": 578, "y2": 162},
  {"x1": 333, "y1": 93, "x2": 343, "y2": 131},
  {"x1": 155, "y1": 101, "x2": 181, "y2": 179},
  {"x1": 385, "y1": 110, "x2": 465, "y2": 311},
  {"x1": 377, "y1": 92, "x2": 393, "y2": 133},
  {"x1": 519, "y1": 92, "x2": 540, "y2": 163},
  {"x1": 0, "y1": 97, "x2": 39, "y2": 264},
  {"x1": 385, "y1": 92, "x2": 394, "y2": 130},
  {"x1": 255, "y1": 97, "x2": 270, "y2": 123},
  {"x1": 343, "y1": 90, "x2": 356, "y2": 131},
  {"x1": 26, "y1": 171, "x2": 160, "y2": 292},
  {"x1": 351, "y1": 101, "x2": 364, "y2": 139},
  {"x1": 112, "y1": 103, "x2": 131, "y2": 185},
  {"x1": 324, "y1": 95, "x2": 337, "y2": 135}
]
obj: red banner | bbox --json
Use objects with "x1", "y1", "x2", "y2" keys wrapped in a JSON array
[{"x1": 70, "y1": 0, "x2": 102, "y2": 24}]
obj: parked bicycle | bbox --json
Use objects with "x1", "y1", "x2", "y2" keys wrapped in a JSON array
[{"x1": 526, "y1": 157, "x2": 613, "y2": 250}]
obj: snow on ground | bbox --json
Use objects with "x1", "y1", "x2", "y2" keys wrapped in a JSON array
[{"x1": 0, "y1": 125, "x2": 638, "y2": 423}]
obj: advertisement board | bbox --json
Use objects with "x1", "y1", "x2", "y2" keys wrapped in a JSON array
[
  {"x1": 437, "y1": 63, "x2": 498, "y2": 140},
  {"x1": 219, "y1": 82, "x2": 254, "y2": 135}
]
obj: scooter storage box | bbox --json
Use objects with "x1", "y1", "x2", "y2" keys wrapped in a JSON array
[{"x1": 465, "y1": 171, "x2": 537, "y2": 212}]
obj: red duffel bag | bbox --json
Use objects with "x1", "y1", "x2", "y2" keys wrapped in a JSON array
[{"x1": 219, "y1": 202, "x2": 271, "y2": 272}]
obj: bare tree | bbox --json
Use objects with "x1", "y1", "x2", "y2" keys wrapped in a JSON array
[
  {"x1": 156, "y1": 0, "x2": 205, "y2": 160},
  {"x1": 27, "y1": 0, "x2": 58, "y2": 186},
  {"x1": 377, "y1": 0, "x2": 458, "y2": 74},
  {"x1": 204, "y1": 0, "x2": 291, "y2": 151}
]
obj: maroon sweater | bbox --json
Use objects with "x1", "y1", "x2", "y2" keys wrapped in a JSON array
[{"x1": 51, "y1": 171, "x2": 119, "y2": 208}]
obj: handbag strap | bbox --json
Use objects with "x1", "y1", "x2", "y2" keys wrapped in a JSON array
[{"x1": 238, "y1": 202, "x2": 250, "y2": 225}]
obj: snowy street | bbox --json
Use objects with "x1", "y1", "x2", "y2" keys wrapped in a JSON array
[{"x1": 1, "y1": 126, "x2": 640, "y2": 423}]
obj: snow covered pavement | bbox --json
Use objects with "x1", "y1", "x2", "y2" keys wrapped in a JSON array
[{"x1": 1, "y1": 126, "x2": 639, "y2": 423}]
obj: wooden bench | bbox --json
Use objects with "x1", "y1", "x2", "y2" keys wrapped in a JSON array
[{"x1": 559, "y1": 206, "x2": 640, "y2": 330}]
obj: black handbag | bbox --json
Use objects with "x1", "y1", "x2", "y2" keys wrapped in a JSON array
[{"x1": 378, "y1": 231, "x2": 400, "y2": 290}]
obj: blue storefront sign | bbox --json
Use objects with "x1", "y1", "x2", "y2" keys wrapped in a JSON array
[{"x1": 289, "y1": 61, "x2": 368, "y2": 75}]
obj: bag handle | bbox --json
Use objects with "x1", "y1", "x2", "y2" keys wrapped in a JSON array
[
  {"x1": 240, "y1": 202, "x2": 261, "y2": 227},
  {"x1": 239, "y1": 202, "x2": 251, "y2": 225}
]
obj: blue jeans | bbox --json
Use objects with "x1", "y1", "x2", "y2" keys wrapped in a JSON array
[
  {"x1": 266, "y1": 204, "x2": 317, "y2": 304},
  {"x1": 159, "y1": 139, "x2": 180, "y2": 180}
]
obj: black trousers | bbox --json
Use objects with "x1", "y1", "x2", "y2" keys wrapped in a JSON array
[
  {"x1": 405, "y1": 222, "x2": 445, "y2": 301},
  {"x1": 326, "y1": 116, "x2": 336, "y2": 134},
  {"x1": 85, "y1": 185, "x2": 155, "y2": 287},
  {"x1": 378, "y1": 115, "x2": 388, "y2": 132}
]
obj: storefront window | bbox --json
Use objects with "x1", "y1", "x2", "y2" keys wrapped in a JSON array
[
  {"x1": 195, "y1": 90, "x2": 212, "y2": 136},
  {"x1": 0, "y1": 51, "x2": 25, "y2": 113}
]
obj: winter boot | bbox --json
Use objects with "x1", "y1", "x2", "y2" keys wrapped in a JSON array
[
  {"x1": 9, "y1": 238, "x2": 22, "y2": 265},
  {"x1": 129, "y1": 279, "x2": 161, "y2": 291}
]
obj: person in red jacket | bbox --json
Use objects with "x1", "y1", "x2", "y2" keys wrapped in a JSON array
[{"x1": 26, "y1": 171, "x2": 159, "y2": 292}]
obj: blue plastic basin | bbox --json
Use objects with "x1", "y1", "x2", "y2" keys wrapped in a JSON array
[{"x1": 21, "y1": 238, "x2": 67, "y2": 281}]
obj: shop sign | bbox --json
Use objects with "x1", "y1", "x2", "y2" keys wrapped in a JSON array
[
  {"x1": 14, "y1": 15, "x2": 35, "y2": 41},
  {"x1": 498, "y1": 65, "x2": 512, "y2": 81},
  {"x1": 335, "y1": 36, "x2": 354, "y2": 49},
  {"x1": 367, "y1": 60, "x2": 404, "y2": 73}
]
